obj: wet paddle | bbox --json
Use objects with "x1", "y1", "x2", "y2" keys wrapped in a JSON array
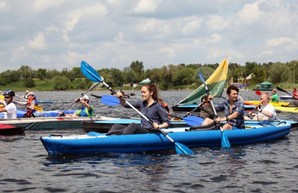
[
  {"x1": 198, "y1": 71, "x2": 231, "y2": 148},
  {"x1": 101, "y1": 94, "x2": 204, "y2": 127},
  {"x1": 81, "y1": 61, "x2": 194, "y2": 155}
]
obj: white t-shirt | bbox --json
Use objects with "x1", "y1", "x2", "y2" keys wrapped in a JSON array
[
  {"x1": 257, "y1": 103, "x2": 276, "y2": 121},
  {"x1": 4, "y1": 102, "x2": 17, "y2": 119}
]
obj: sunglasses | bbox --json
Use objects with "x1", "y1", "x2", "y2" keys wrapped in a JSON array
[{"x1": 4, "y1": 96, "x2": 11, "y2": 99}]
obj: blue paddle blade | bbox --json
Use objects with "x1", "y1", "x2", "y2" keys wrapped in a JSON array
[
  {"x1": 221, "y1": 131, "x2": 231, "y2": 148},
  {"x1": 198, "y1": 71, "x2": 206, "y2": 83},
  {"x1": 101, "y1": 95, "x2": 120, "y2": 106},
  {"x1": 175, "y1": 142, "x2": 194, "y2": 155},
  {"x1": 81, "y1": 61, "x2": 103, "y2": 82},
  {"x1": 183, "y1": 115, "x2": 204, "y2": 127}
]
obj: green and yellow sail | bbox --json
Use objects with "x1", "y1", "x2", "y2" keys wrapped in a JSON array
[{"x1": 178, "y1": 57, "x2": 229, "y2": 105}]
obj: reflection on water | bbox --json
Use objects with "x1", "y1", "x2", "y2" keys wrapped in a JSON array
[{"x1": 1, "y1": 90, "x2": 298, "y2": 192}]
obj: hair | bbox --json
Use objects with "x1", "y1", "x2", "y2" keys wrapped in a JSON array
[
  {"x1": 226, "y1": 85, "x2": 239, "y2": 95},
  {"x1": 262, "y1": 92, "x2": 270, "y2": 100},
  {"x1": 201, "y1": 95, "x2": 209, "y2": 102},
  {"x1": 142, "y1": 84, "x2": 159, "y2": 100}
]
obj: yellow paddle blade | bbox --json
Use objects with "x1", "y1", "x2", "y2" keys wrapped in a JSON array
[
  {"x1": 0, "y1": 95, "x2": 3, "y2": 100},
  {"x1": 34, "y1": 105, "x2": 43, "y2": 111}
]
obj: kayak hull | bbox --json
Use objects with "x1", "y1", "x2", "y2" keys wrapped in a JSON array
[
  {"x1": 82, "y1": 118, "x2": 297, "y2": 133},
  {"x1": 0, "y1": 124, "x2": 24, "y2": 135},
  {"x1": 40, "y1": 123, "x2": 291, "y2": 155}
]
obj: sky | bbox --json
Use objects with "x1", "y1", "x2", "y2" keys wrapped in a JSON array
[{"x1": 0, "y1": 0, "x2": 297, "y2": 72}]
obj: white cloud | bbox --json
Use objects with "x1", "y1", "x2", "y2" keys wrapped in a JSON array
[
  {"x1": 266, "y1": 37, "x2": 295, "y2": 46},
  {"x1": 32, "y1": 0, "x2": 66, "y2": 11},
  {"x1": 0, "y1": 0, "x2": 297, "y2": 72},
  {"x1": 133, "y1": 0, "x2": 161, "y2": 14},
  {"x1": 29, "y1": 33, "x2": 46, "y2": 49}
]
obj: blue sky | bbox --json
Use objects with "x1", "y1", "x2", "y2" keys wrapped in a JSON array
[{"x1": 0, "y1": 0, "x2": 297, "y2": 72}]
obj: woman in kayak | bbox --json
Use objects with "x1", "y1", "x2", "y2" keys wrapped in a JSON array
[
  {"x1": 247, "y1": 93, "x2": 277, "y2": 121},
  {"x1": 107, "y1": 84, "x2": 171, "y2": 135},
  {"x1": 0, "y1": 90, "x2": 17, "y2": 119}
]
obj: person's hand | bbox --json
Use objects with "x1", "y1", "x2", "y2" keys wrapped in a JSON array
[
  {"x1": 152, "y1": 122, "x2": 160, "y2": 129},
  {"x1": 58, "y1": 112, "x2": 65, "y2": 117},
  {"x1": 115, "y1": 91, "x2": 124, "y2": 98}
]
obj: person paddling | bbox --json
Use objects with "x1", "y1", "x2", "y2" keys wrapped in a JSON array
[
  {"x1": 23, "y1": 92, "x2": 39, "y2": 118},
  {"x1": 0, "y1": 90, "x2": 17, "y2": 119},
  {"x1": 270, "y1": 88, "x2": 279, "y2": 102},
  {"x1": 247, "y1": 92, "x2": 277, "y2": 121},
  {"x1": 70, "y1": 94, "x2": 94, "y2": 117},
  {"x1": 202, "y1": 85, "x2": 245, "y2": 130},
  {"x1": 107, "y1": 84, "x2": 170, "y2": 135}
]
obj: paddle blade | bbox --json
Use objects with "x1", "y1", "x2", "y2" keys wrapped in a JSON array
[
  {"x1": 34, "y1": 105, "x2": 43, "y2": 111},
  {"x1": 255, "y1": 90, "x2": 261, "y2": 95},
  {"x1": 276, "y1": 87, "x2": 292, "y2": 96},
  {"x1": 175, "y1": 142, "x2": 194, "y2": 155},
  {"x1": 182, "y1": 115, "x2": 204, "y2": 127},
  {"x1": 221, "y1": 131, "x2": 231, "y2": 148},
  {"x1": 101, "y1": 95, "x2": 120, "y2": 106},
  {"x1": 81, "y1": 61, "x2": 103, "y2": 82},
  {"x1": 198, "y1": 71, "x2": 206, "y2": 83}
]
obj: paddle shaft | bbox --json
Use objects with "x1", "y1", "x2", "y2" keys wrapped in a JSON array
[{"x1": 60, "y1": 82, "x2": 100, "y2": 113}]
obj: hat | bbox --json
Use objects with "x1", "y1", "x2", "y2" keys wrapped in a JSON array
[
  {"x1": 272, "y1": 89, "x2": 276, "y2": 92},
  {"x1": 80, "y1": 95, "x2": 89, "y2": 100},
  {"x1": 28, "y1": 92, "x2": 35, "y2": 96}
]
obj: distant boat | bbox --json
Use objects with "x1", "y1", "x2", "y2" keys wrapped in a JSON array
[
  {"x1": 253, "y1": 81, "x2": 273, "y2": 91},
  {"x1": 172, "y1": 57, "x2": 229, "y2": 112}
]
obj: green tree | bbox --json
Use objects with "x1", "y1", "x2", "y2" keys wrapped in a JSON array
[{"x1": 52, "y1": 76, "x2": 72, "y2": 90}]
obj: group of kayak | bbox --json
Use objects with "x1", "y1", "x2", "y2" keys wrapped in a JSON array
[{"x1": 39, "y1": 61, "x2": 298, "y2": 156}]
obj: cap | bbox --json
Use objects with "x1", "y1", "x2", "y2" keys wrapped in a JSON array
[
  {"x1": 28, "y1": 92, "x2": 35, "y2": 96},
  {"x1": 80, "y1": 95, "x2": 89, "y2": 100}
]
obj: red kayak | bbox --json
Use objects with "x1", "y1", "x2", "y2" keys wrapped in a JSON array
[{"x1": 0, "y1": 124, "x2": 24, "y2": 135}]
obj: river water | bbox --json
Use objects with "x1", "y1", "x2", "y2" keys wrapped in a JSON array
[{"x1": 0, "y1": 90, "x2": 297, "y2": 193}]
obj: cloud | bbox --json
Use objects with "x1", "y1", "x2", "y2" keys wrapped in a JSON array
[{"x1": 0, "y1": 0, "x2": 297, "y2": 72}]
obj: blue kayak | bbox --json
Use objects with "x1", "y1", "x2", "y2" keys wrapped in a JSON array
[
  {"x1": 40, "y1": 122, "x2": 291, "y2": 155},
  {"x1": 16, "y1": 110, "x2": 76, "y2": 118},
  {"x1": 82, "y1": 118, "x2": 297, "y2": 133}
]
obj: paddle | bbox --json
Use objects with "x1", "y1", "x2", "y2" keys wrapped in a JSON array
[
  {"x1": 58, "y1": 82, "x2": 100, "y2": 116},
  {"x1": 90, "y1": 94, "x2": 102, "y2": 99},
  {"x1": 276, "y1": 87, "x2": 293, "y2": 97},
  {"x1": 81, "y1": 61, "x2": 194, "y2": 155},
  {"x1": 198, "y1": 71, "x2": 231, "y2": 148},
  {"x1": 101, "y1": 94, "x2": 204, "y2": 127}
]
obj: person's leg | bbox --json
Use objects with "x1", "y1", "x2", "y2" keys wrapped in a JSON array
[
  {"x1": 222, "y1": 123, "x2": 233, "y2": 130},
  {"x1": 121, "y1": 123, "x2": 149, "y2": 135},
  {"x1": 106, "y1": 124, "x2": 126, "y2": 135}
]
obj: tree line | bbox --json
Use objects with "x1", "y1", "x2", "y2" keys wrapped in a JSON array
[{"x1": 0, "y1": 60, "x2": 297, "y2": 91}]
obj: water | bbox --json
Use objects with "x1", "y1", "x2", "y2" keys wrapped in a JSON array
[{"x1": 1, "y1": 90, "x2": 298, "y2": 192}]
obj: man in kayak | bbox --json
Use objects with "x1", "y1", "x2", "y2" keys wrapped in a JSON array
[
  {"x1": 107, "y1": 84, "x2": 171, "y2": 135},
  {"x1": 202, "y1": 85, "x2": 245, "y2": 130},
  {"x1": 270, "y1": 88, "x2": 279, "y2": 102},
  {"x1": 0, "y1": 90, "x2": 17, "y2": 119},
  {"x1": 247, "y1": 93, "x2": 277, "y2": 121}
]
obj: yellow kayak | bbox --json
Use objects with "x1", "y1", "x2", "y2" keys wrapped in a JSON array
[
  {"x1": 244, "y1": 100, "x2": 290, "y2": 107},
  {"x1": 275, "y1": 106, "x2": 298, "y2": 113}
]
